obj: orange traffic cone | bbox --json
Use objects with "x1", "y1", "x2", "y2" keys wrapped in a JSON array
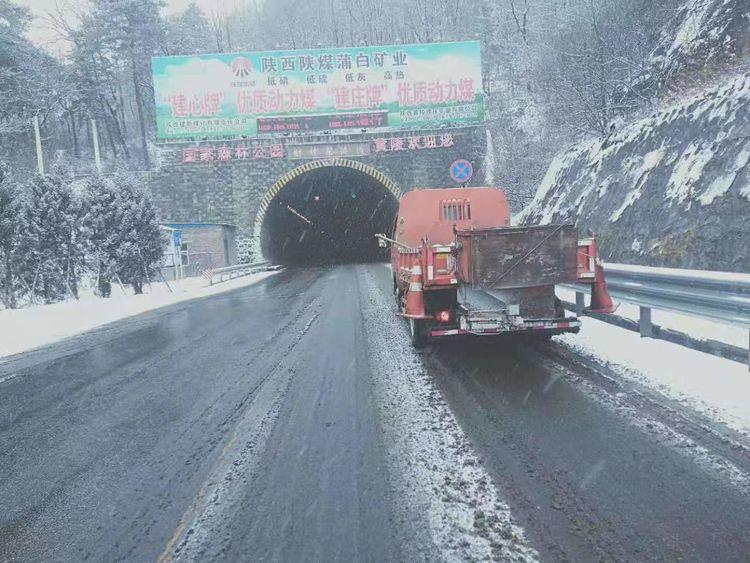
[
  {"x1": 587, "y1": 260, "x2": 616, "y2": 314},
  {"x1": 404, "y1": 262, "x2": 426, "y2": 317}
]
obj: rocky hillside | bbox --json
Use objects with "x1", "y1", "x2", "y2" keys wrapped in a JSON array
[
  {"x1": 518, "y1": 73, "x2": 750, "y2": 272},
  {"x1": 646, "y1": 0, "x2": 750, "y2": 93}
]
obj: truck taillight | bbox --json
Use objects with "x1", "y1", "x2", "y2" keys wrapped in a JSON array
[
  {"x1": 435, "y1": 310, "x2": 452, "y2": 323},
  {"x1": 577, "y1": 238, "x2": 597, "y2": 280},
  {"x1": 434, "y1": 252, "x2": 451, "y2": 275}
]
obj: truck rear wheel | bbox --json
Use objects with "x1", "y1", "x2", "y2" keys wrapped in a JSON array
[
  {"x1": 409, "y1": 318, "x2": 428, "y2": 348},
  {"x1": 536, "y1": 332, "x2": 553, "y2": 343},
  {"x1": 554, "y1": 297, "x2": 565, "y2": 319},
  {"x1": 528, "y1": 332, "x2": 553, "y2": 347}
]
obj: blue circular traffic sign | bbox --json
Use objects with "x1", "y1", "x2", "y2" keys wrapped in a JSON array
[{"x1": 450, "y1": 159, "x2": 473, "y2": 183}]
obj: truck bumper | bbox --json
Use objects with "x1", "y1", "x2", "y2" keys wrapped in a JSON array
[{"x1": 430, "y1": 318, "x2": 581, "y2": 338}]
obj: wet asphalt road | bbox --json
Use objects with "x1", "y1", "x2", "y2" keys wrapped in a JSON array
[
  {"x1": 1, "y1": 264, "x2": 750, "y2": 562},
  {"x1": 425, "y1": 341, "x2": 750, "y2": 562}
]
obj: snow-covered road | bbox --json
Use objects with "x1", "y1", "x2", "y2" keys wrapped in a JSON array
[{"x1": 1, "y1": 264, "x2": 748, "y2": 561}]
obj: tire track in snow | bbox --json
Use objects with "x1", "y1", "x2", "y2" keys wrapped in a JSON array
[
  {"x1": 158, "y1": 299, "x2": 322, "y2": 562},
  {"x1": 357, "y1": 265, "x2": 538, "y2": 562},
  {"x1": 543, "y1": 353, "x2": 750, "y2": 496}
]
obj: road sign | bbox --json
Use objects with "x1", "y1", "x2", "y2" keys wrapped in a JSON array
[
  {"x1": 173, "y1": 229, "x2": 182, "y2": 248},
  {"x1": 450, "y1": 159, "x2": 473, "y2": 183}
]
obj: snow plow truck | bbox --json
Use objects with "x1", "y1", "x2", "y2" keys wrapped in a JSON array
[{"x1": 377, "y1": 187, "x2": 615, "y2": 347}]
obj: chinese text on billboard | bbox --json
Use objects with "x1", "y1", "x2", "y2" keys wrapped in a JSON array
[{"x1": 152, "y1": 41, "x2": 483, "y2": 139}]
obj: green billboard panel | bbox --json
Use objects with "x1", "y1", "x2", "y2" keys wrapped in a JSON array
[{"x1": 152, "y1": 41, "x2": 483, "y2": 139}]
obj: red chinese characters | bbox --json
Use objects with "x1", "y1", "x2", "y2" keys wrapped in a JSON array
[
  {"x1": 182, "y1": 148, "x2": 197, "y2": 162},
  {"x1": 390, "y1": 137, "x2": 405, "y2": 151},
  {"x1": 330, "y1": 84, "x2": 387, "y2": 111},
  {"x1": 170, "y1": 95, "x2": 190, "y2": 118},
  {"x1": 439, "y1": 133, "x2": 455, "y2": 148},
  {"x1": 235, "y1": 88, "x2": 317, "y2": 114},
  {"x1": 202, "y1": 92, "x2": 225, "y2": 116},
  {"x1": 395, "y1": 79, "x2": 475, "y2": 107},
  {"x1": 217, "y1": 146, "x2": 232, "y2": 161},
  {"x1": 181, "y1": 143, "x2": 285, "y2": 164},
  {"x1": 236, "y1": 91, "x2": 253, "y2": 115},
  {"x1": 397, "y1": 83, "x2": 412, "y2": 107},
  {"x1": 372, "y1": 133, "x2": 455, "y2": 153},
  {"x1": 168, "y1": 92, "x2": 226, "y2": 118},
  {"x1": 366, "y1": 85, "x2": 386, "y2": 108},
  {"x1": 199, "y1": 147, "x2": 214, "y2": 161},
  {"x1": 269, "y1": 144, "x2": 284, "y2": 158},
  {"x1": 333, "y1": 87, "x2": 352, "y2": 110}
]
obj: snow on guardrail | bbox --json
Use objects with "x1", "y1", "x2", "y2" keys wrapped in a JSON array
[
  {"x1": 203, "y1": 261, "x2": 280, "y2": 285},
  {"x1": 564, "y1": 262, "x2": 750, "y2": 367}
]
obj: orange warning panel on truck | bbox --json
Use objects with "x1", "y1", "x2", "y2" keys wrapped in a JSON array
[{"x1": 393, "y1": 187, "x2": 511, "y2": 248}]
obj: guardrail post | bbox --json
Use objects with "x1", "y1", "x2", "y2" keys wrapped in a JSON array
[
  {"x1": 639, "y1": 306, "x2": 653, "y2": 338},
  {"x1": 576, "y1": 291, "x2": 585, "y2": 316}
]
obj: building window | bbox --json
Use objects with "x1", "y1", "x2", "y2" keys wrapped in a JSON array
[{"x1": 180, "y1": 242, "x2": 189, "y2": 266}]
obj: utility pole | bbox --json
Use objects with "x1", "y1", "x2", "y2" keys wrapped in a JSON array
[
  {"x1": 91, "y1": 119, "x2": 102, "y2": 173},
  {"x1": 33, "y1": 115, "x2": 44, "y2": 175}
]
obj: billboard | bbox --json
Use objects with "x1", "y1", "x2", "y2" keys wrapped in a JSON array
[{"x1": 152, "y1": 41, "x2": 483, "y2": 140}]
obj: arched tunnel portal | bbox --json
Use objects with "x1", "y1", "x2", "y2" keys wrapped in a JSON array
[{"x1": 255, "y1": 159, "x2": 401, "y2": 266}]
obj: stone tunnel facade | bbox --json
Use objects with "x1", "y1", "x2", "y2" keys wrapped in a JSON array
[{"x1": 148, "y1": 126, "x2": 487, "y2": 261}]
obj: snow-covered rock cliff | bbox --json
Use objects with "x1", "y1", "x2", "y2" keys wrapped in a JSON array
[
  {"x1": 648, "y1": 0, "x2": 750, "y2": 90},
  {"x1": 518, "y1": 74, "x2": 750, "y2": 272}
]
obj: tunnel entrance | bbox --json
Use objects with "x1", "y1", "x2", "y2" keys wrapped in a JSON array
[{"x1": 261, "y1": 164, "x2": 400, "y2": 266}]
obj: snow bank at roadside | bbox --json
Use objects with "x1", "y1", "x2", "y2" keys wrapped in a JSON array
[
  {"x1": 0, "y1": 271, "x2": 279, "y2": 360},
  {"x1": 559, "y1": 316, "x2": 750, "y2": 438}
]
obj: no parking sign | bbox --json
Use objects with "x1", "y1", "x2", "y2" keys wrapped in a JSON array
[{"x1": 450, "y1": 159, "x2": 473, "y2": 184}]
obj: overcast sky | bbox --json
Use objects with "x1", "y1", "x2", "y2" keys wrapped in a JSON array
[{"x1": 15, "y1": 0, "x2": 248, "y2": 56}]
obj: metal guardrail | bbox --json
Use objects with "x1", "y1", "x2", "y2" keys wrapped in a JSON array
[
  {"x1": 204, "y1": 261, "x2": 275, "y2": 285},
  {"x1": 565, "y1": 263, "x2": 750, "y2": 368},
  {"x1": 566, "y1": 263, "x2": 750, "y2": 329}
]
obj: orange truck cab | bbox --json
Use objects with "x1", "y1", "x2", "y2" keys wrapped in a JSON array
[{"x1": 380, "y1": 187, "x2": 614, "y2": 347}]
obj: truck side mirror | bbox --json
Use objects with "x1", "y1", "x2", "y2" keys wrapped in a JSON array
[{"x1": 378, "y1": 237, "x2": 388, "y2": 248}]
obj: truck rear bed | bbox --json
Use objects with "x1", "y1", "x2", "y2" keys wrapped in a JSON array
[
  {"x1": 435, "y1": 284, "x2": 580, "y2": 337},
  {"x1": 448, "y1": 224, "x2": 579, "y2": 331},
  {"x1": 455, "y1": 224, "x2": 578, "y2": 290}
]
